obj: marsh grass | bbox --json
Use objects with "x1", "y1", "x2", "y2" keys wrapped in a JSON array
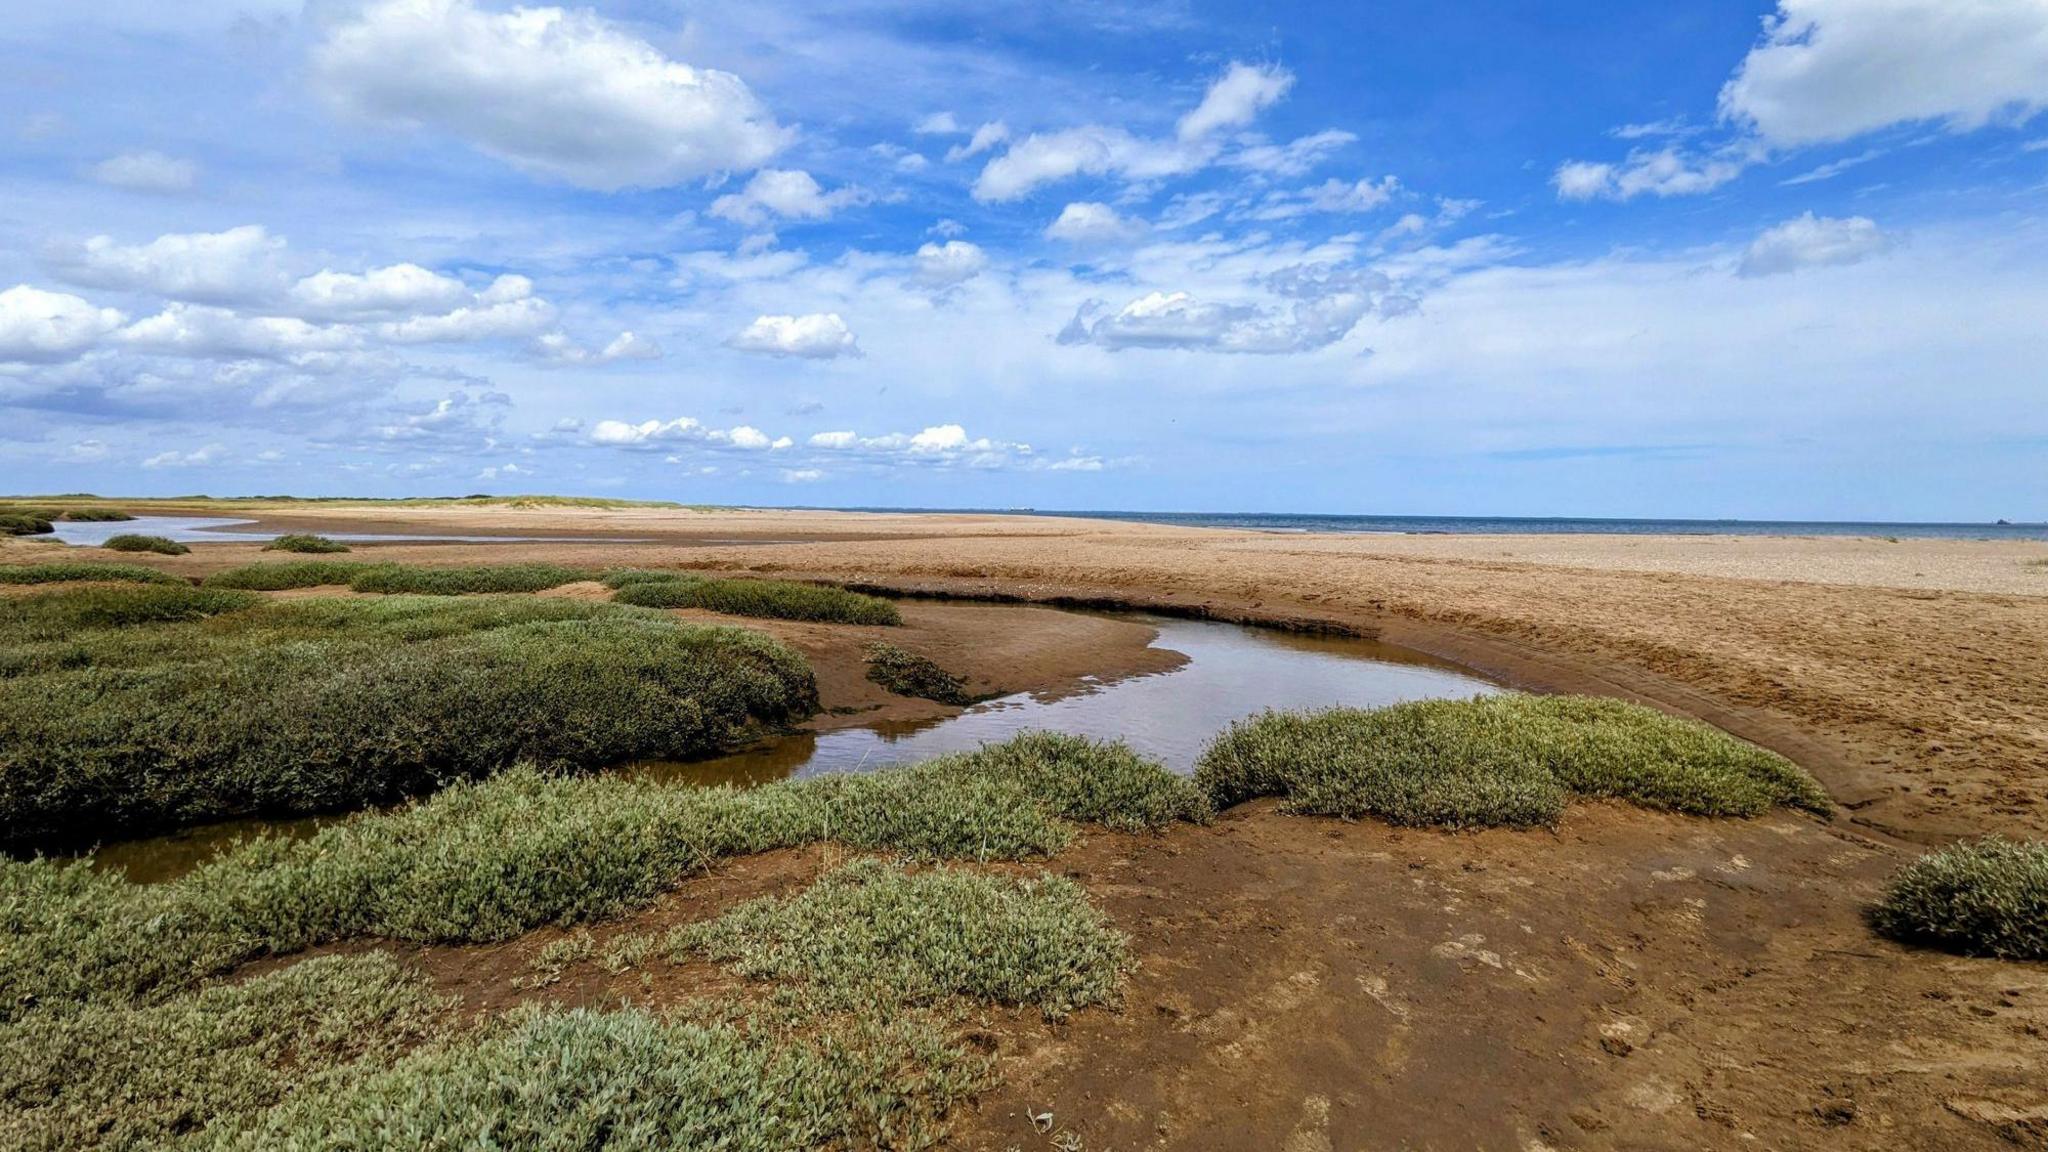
[
  {"x1": 0, "y1": 561, "x2": 183, "y2": 586},
  {"x1": 348, "y1": 562, "x2": 597, "y2": 594},
  {"x1": 0, "y1": 952, "x2": 447, "y2": 1152},
  {"x1": 262, "y1": 533, "x2": 350, "y2": 553},
  {"x1": 0, "y1": 592, "x2": 817, "y2": 846},
  {"x1": 0, "y1": 513, "x2": 54, "y2": 536},
  {"x1": 865, "y1": 641, "x2": 974, "y2": 705},
  {"x1": 101, "y1": 533, "x2": 191, "y2": 555},
  {"x1": 1195, "y1": 694, "x2": 1830, "y2": 828},
  {"x1": 56, "y1": 507, "x2": 134, "y2": 522},
  {"x1": 1870, "y1": 837, "x2": 2048, "y2": 960},
  {"x1": 610, "y1": 569, "x2": 902, "y2": 625},
  {"x1": 673, "y1": 858, "x2": 1129, "y2": 1019},
  {"x1": 201, "y1": 559, "x2": 372, "y2": 589}
]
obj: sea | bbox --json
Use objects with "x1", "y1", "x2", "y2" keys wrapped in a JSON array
[{"x1": 828, "y1": 509, "x2": 2048, "y2": 541}]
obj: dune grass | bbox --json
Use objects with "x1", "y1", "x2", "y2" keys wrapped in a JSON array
[
  {"x1": 0, "y1": 512, "x2": 54, "y2": 536},
  {"x1": 1195, "y1": 694, "x2": 1830, "y2": 828},
  {"x1": 609, "y1": 569, "x2": 902, "y2": 625},
  {"x1": 1, "y1": 730, "x2": 1194, "y2": 1016},
  {"x1": 865, "y1": 641, "x2": 975, "y2": 705},
  {"x1": 262, "y1": 533, "x2": 350, "y2": 553},
  {"x1": 1870, "y1": 837, "x2": 2048, "y2": 960},
  {"x1": 347, "y1": 562, "x2": 597, "y2": 594},
  {"x1": 673, "y1": 858, "x2": 1129, "y2": 1019},
  {"x1": 101, "y1": 533, "x2": 190, "y2": 555},
  {"x1": 0, "y1": 561, "x2": 184, "y2": 586},
  {"x1": 0, "y1": 589, "x2": 817, "y2": 847},
  {"x1": 0, "y1": 952, "x2": 448, "y2": 1152}
]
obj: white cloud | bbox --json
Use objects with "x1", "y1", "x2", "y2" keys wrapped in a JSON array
[
  {"x1": 47, "y1": 226, "x2": 287, "y2": 305},
  {"x1": 375, "y1": 277, "x2": 557, "y2": 344},
  {"x1": 779, "y1": 468, "x2": 824, "y2": 483},
  {"x1": 1044, "y1": 201, "x2": 1145, "y2": 243},
  {"x1": 534, "y1": 329, "x2": 663, "y2": 364},
  {"x1": 0, "y1": 285, "x2": 127, "y2": 363},
  {"x1": 1177, "y1": 62, "x2": 1294, "y2": 142},
  {"x1": 975, "y1": 126, "x2": 1206, "y2": 202},
  {"x1": 725, "y1": 312, "x2": 861, "y2": 359},
  {"x1": 1552, "y1": 146, "x2": 1753, "y2": 202},
  {"x1": 1057, "y1": 264, "x2": 1399, "y2": 355},
  {"x1": 1253, "y1": 175, "x2": 1400, "y2": 219},
  {"x1": 943, "y1": 121, "x2": 1009, "y2": 163},
  {"x1": 142, "y1": 444, "x2": 223, "y2": 468},
  {"x1": 312, "y1": 0, "x2": 788, "y2": 190},
  {"x1": 89, "y1": 150, "x2": 199, "y2": 193},
  {"x1": 913, "y1": 111, "x2": 961, "y2": 135},
  {"x1": 805, "y1": 423, "x2": 1048, "y2": 470},
  {"x1": 589, "y1": 416, "x2": 792, "y2": 451},
  {"x1": 912, "y1": 240, "x2": 988, "y2": 287},
  {"x1": 1738, "y1": 213, "x2": 1893, "y2": 277},
  {"x1": 1224, "y1": 129, "x2": 1357, "y2": 177},
  {"x1": 289, "y1": 263, "x2": 471, "y2": 317},
  {"x1": 116, "y1": 303, "x2": 360, "y2": 360},
  {"x1": 709, "y1": 169, "x2": 867, "y2": 226},
  {"x1": 1720, "y1": 0, "x2": 2048, "y2": 148}
]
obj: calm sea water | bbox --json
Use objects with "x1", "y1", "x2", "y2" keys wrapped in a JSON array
[{"x1": 833, "y1": 508, "x2": 2048, "y2": 541}]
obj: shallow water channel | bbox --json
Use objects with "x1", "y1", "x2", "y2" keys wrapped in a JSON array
[
  {"x1": 80, "y1": 612, "x2": 1498, "y2": 883},
  {"x1": 47, "y1": 515, "x2": 647, "y2": 546}
]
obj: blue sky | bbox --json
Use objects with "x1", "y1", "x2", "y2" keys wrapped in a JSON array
[{"x1": 2, "y1": 0, "x2": 2046, "y2": 519}]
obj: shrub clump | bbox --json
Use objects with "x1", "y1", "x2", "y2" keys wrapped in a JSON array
[
  {"x1": 0, "y1": 562, "x2": 184, "y2": 586},
  {"x1": 1870, "y1": 837, "x2": 2048, "y2": 960},
  {"x1": 101, "y1": 533, "x2": 190, "y2": 555},
  {"x1": 0, "y1": 512, "x2": 55, "y2": 536},
  {"x1": 0, "y1": 592, "x2": 817, "y2": 847},
  {"x1": 0, "y1": 952, "x2": 447, "y2": 1152},
  {"x1": 346, "y1": 562, "x2": 596, "y2": 595},
  {"x1": 202, "y1": 559, "x2": 371, "y2": 590},
  {"x1": 865, "y1": 642, "x2": 975, "y2": 705},
  {"x1": 613, "y1": 572, "x2": 902, "y2": 625},
  {"x1": 1195, "y1": 694, "x2": 1830, "y2": 829},
  {"x1": 673, "y1": 858, "x2": 1129, "y2": 1019},
  {"x1": 262, "y1": 533, "x2": 350, "y2": 553}
]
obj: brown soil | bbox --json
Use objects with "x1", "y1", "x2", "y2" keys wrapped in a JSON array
[{"x1": 15, "y1": 505, "x2": 2048, "y2": 1148}]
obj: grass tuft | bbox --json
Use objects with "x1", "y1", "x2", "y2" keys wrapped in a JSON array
[
  {"x1": 0, "y1": 952, "x2": 447, "y2": 1152},
  {"x1": 262, "y1": 533, "x2": 350, "y2": 553},
  {"x1": 673, "y1": 858, "x2": 1129, "y2": 1019},
  {"x1": 613, "y1": 572, "x2": 902, "y2": 625},
  {"x1": 0, "y1": 592, "x2": 817, "y2": 846},
  {"x1": 0, "y1": 562, "x2": 184, "y2": 586},
  {"x1": 1195, "y1": 694, "x2": 1830, "y2": 828},
  {"x1": 1870, "y1": 837, "x2": 2048, "y2": 960},
  {"x1": 865, "y1": 642, "x2": 975, "y2": 705},
  {"x1": 101, "y1": 533, "x2": 190, "y2": 555}
]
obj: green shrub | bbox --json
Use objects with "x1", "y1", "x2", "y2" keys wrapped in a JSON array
[
  {"x1": 57, "y1": 507, "x2": 135, "y2": 522},
  {"x1": 0, "y1": 731, "x2": 1200, "y2": 1015},
  {"x1": 0, "y1": 513, "x2": 55, "y2": 536},
  {"x1": 1870, "y1": 837, "x2": 2048, "y2": 960},
  {"x1": 615, "y1": 574, "x2": 901, "y2": 625},
  {"x1": 347, "y1": 563, "x2": 596, "y2": 595},
  {"x1": 865, "y1": 642, "x2": 974, "y2": 705},
  {"x1": 101, "y1": 533, "x2": 190, "y2": 555},
  {"x1": 0, "y1": 562, "x2": 183, "y2": 586},
  {"x1": 921, "y1": 730, "x2": 1211, "y2": 831},
  {"x1": 0, "y1": 953, "x2": 447, "y2": 1152},
  {"x1": 1195, "y1": 695, "x2": 1830, "y2": 829},
  {"x1": 202, "y1": 559, "x2": 372, "y2": 590},
  {"x1": 0, "y1": 584, "x2": 259, "y2": 643},
  {"x1": 673, "y1": 859, "x2": 1129, "y2": 1019},
  {"x1": 207, "y1": 1002, "x2": 982, "y2": 1152},
  {"x1": 262, "y1": 533, "x2": 350, "y2": 553},
  {"x1": 0, "y1": 593, "x2": 817, "y2": 846}
]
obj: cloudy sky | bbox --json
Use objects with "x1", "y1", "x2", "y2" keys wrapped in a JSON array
[{"x1": 3, "y1": 0, "x2": 2045, "y2": 518}]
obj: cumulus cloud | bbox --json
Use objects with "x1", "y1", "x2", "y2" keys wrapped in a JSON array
[
  {"x1": 142, "y1": 444, "x2": 224, "y2": 468},
  {"x1": 1044, "y1": 201, "x2": 1144, "y2": 243},
  {"x1": 913, "y1": 111, "x2": 961, "y2": 135},
  {"x1": 311, "y1": 0, "x2": 788, "y2": 190},
  {"x1": 912, "y1": 240, "x2": 988, "y2": 287},
  {"x1": 375, "y1": 275, "x2": 556, "y2": 343},
  {"x1": 588, "y1": 416, "x2": 791, "y2": 452},
  {"x1": 1177, "y1": 62, "x2": 1295, "y2": 141},
  {"x1": 801, "y1": 423, "x2": 1108, "y2": 474},
  {"x1": 725, "y1": 312, "x2": 861, "y2": 359},
  {"x1": 116, "y1": 304, "x2": 360, "y2": 360},
  {"x1": 534, "y1": 329, "x2": 663, "y2": 364},
  {"x1": 1057, "y1": 265, "x2": 1399, "y2": 355},
  {"x1": 1252, "y1": 175, "x2": 1400, "y2": 219},
  {"x1": 708, "y1": 169, "x2": 868, "y2": 226},
  {"x1": 289, "y1": 263, "x2": 472, "y2": 317},
  {"x1": 0, "y1": 285, "x2": 127, "y2": 363},
  {"x1": 1552, "y1": 146, "x2": 1753, "y2": 202},
  {"x1": 47, "y1": 226, "x2": 287, "y2": 305},
  {"x1": 943, "y1": 121, "x2": 1009, "y2": 163},
  {"x1": 1720, "y1": 0, "x2": 2048, "y2": 148},
  {"x1": 1738, "y1": 213, "x2": 1893, "y2": 277},
  {"x1": 89, "y1": 150, "x2": 199, "y2": 193}
]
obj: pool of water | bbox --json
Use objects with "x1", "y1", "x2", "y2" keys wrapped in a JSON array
[
  {"x1": 78, "y1": 613, "x2": 1498, "y2": 882},
  {"x1": 47, "y1": 515, "x2": 648, "y2": 546}
]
